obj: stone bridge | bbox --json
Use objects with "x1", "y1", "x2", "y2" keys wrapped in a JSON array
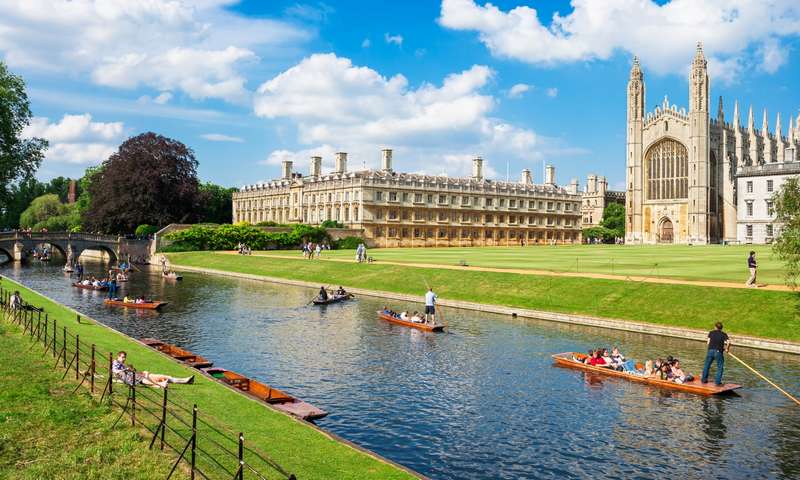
[{"x1": 0, "y1": 232, "x2": 151, "y2": 265}]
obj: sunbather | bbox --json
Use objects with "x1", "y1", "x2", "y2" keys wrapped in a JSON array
[{"x1": 112, "y1": 351, "x2": 194, "y2": 388}]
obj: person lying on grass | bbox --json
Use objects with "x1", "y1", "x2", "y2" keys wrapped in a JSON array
[{"x1": 112, "y1": 351, "x2": 194, "y2": 388}]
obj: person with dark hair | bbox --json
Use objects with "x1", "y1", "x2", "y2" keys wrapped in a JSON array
[
  {"x1": 746, "y1": 251, "x2": 757, "y2": 287},
  {"x1": 701, "y1": 322, "x2": 730, "y2": 385},
  {"x1": 111, "y1": 351, "x2": 194, "y2": 388}
]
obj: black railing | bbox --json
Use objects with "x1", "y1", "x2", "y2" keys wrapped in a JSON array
[{"x1": 0, "y1": 287, "x2": 296, "y2": 480}]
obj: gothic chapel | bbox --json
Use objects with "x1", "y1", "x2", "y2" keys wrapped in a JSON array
[{"x1": 625, "y1": 43, "x2": 800, "y2": 244}]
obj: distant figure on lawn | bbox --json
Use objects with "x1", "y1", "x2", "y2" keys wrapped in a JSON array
[
  {"x1": 701, "y1": 322, "x2": 730, "y2": 385},
  {"x1": 112, "y1": 351, "x2": 194, "y2": 388},
  {"x1": 746, "y1": 251, "x2": 757, "y2": 287}
]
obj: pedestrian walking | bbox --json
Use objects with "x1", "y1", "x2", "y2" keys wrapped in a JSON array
[
  {"x1": 424, "y1": 287, "x2": 437, "y2": 325},
  {"x1": 701, "y1": 322, "x2": 730, "y2": 385},
  {"x1": 315, "y1": 243, "x2": 322, "y2": 259},
  {"x1": 745, "y1": 251, "x2": 757, "y2": 287}
]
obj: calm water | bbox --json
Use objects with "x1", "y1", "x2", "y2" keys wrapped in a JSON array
[{"x1": 3, "y1": 260, "x2": 800, "y2": 479}]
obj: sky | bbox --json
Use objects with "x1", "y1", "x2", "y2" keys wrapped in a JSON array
[{"x1": 2, "y1": 0, "x2": 800, "y2": 191}]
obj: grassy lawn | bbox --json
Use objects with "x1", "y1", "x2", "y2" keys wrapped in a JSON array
[
  {"x1": 0, "y1": 276, "x2": 417, "y2": 480},
  {"x1": 169, "y1": 252, "x2": 800, "y2": 342},
  {"x1": 272, "y1": 244, "x2": 785, "y2": 284},
  {"x1": 0, "y1": 318, "x2": 185, "y2": 479}
]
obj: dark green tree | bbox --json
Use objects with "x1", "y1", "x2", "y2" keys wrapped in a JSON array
[
  {"x1": 197, "y1": 182, "x2": 236, "y2": 224},
  {"x1": 772, "y1": 176, "x2": 800, "y2": 287},
  {"x1": 0, "y1": 61, "x2": 48, "y2": 223},
  {"x1": 600, "y1": 202, "x2": 626, "y2": 238},
  {"x1": 83, "y1": 132, "x2": 202, "y2": 233},
  {"x1": 0, "y1": 177, "x2": 45, "y2": 228}
]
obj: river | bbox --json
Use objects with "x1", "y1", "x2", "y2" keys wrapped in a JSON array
[{"x1": 2, "y1": 259, "x2": 799, "y2": 479}]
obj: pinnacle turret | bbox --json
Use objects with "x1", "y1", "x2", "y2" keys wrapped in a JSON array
[
  {"x1": 629, "y1": 55, "x2": 642, "y2": 80},
  {"x1": 790, "y1": 114, "x2": 795, "y2": 143},
  {"x1": 733, "y1": 100, "x2": 740, "y2": 129},
  {"x1": 747, "y1": 105, "x2": 754, "y2": 134},
  {"x1": 717, "y1": 96, "x2": 724, "y2": 123},
  {"x1": 762, "y1": 109, "x2": 769, "y2": 138},
  {"x1": 776, "y1": 112, "x2": 782, "y2": 140}
]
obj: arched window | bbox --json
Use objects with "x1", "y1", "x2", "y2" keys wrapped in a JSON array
[{"x1": 645, "y1": 138, "x2": 688, "y2": 200}]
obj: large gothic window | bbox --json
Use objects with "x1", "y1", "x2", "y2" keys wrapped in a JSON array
[{"x1": 645, "y1": 139, "x2": 688, "y2": 200}]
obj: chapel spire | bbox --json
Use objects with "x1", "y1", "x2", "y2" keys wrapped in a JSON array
[
  {"x1": 776, "y1": 112, "x2": 782, "y2": 140},
  {"x1": 717, "y1": 96, "x2": 724, "y2": 123},
  {"x1": 762, "y1": 109, "x2": 769, "y2": 138},
  {"x1": 747, "y1": 105, "x2": 754, "y2": 134},
  {"x1": 733, "y1": 100, "x2": 740, "y2": 129}
]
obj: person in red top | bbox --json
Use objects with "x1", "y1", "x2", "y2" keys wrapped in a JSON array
[{"x1": 588, "y1": 350, "x2": 606, "y2": 366}]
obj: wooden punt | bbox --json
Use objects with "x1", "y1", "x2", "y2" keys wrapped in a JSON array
[
  {"x1": 312, "y1": 294, "x2": 352, "y2": 305},
  {"x1": 104, "y1": 299, "x2": 167, "y2": 310},
  {"x1": 377, "y1": 311, "x2": 445, "y2": 332},
  {"x1": 552, "y1": 352, "x2": 742, "y2": 395},
  {"x1": 72, "y1": 282, "x2": 109, "y2": 291},
  {"x1": 202, "y1": 367, "x2": 328, "y2": 421},
  {"x1": 140, "y1": 338, "x2": 213, "y2": 368}
]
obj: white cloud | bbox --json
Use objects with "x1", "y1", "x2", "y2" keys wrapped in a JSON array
[
  {"x1": 546, "y1": 87, "x2": 558, "y2": 98},
  {"x1": 23, "y1": 114, "x2": 125, "y2": 165},
  {"x1": 201, "y1": 133, "x2": 244, "y2": 143},
  {"x1": 758, "y1": 37, "x2": 789, "y2": 73},
  {"x1": 361, "y1": 38, "x2": 371, "y2": 48},
  {"x1": 439, "y1": 0, "x2": 800, "y2": 81},
  {"x1": 507, "y1": 83, "x2": 531, "y2": 98},
  {"x1": 154, "y1": 92, "x2": 174, "y2": 105},
  {"x1": 384, "y1": 33, "x2": 403, "y2": 46},
  {"x1": 0, "y1": 0, "x2": 310, "y2": 102},
  {"x1": 284, "y1": 3, "x2": 334, "y2": 23},
  {"x1": 253, "y1": 53, "x2": 574, "y2": 179}
]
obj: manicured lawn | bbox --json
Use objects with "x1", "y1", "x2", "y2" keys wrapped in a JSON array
[
  {"x1": 0, "y1": 318, "x2": 185, "y2": 479},
  {"x1": 0, "y1": 276, "x2": 417, "y2": 480},
  {"x1": 274, "y1": 244, "x2": 785, "y2": 284},
  {"x1": 169, "y1": 252, "x2": 800, "y2": 342}
]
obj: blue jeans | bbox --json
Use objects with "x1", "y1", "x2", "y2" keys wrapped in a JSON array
[{"x1": 701, "y1": 349, "x2": 725, "y2": 385}]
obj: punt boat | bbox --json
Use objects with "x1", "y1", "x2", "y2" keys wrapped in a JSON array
[
  {"x1": 140, "y1": 338, "x2": 213, "y2": 368},
  {"x1": 104, "y1": 298, "x2": 167, "y2": 310},
  {"x1": 72, "y1": 282, "x2": 109, "y2": 291},
  {"x1": 312, "y1": 293, "x2": 352, "y2": 305},
  {"x1": 551, "y1": 352, "x2": 742, "y2": 395},
  {"x1": 201, "y1": 367, "x2": 328, "y2": 421},
  {"x1": 377, "y1": 311, "x2": 445, "y2": 332}
]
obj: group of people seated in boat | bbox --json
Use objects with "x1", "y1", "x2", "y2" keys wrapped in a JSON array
[
  {"x1": 79, "y1": 276, "x2": 110, "y2": 288},
  {"x1": 112, "y1": 295, "x2": 150, "y2": 304},
  {"x1": 381, "y1": 306, "x2": 426, "y2": 324},
  {"x1": 317, "y1": 286, "x2": 348, "y2": 301},
  {"x1": 574, "y1": 348, "x2": 694, "y2": 384}
]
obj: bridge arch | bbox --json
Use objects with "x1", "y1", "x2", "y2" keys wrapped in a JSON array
[
  {"x1": 76, "y1": 245, "x2": 118, "y2": 264},
  {"x1": 0, "y1": 247, "x2": 12, "y2": 265}
]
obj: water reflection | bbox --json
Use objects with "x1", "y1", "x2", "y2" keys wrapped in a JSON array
[{"x1": 2, "y1": 261, "x2": 799, "y2": 480}]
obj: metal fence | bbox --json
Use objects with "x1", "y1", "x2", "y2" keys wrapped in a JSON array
[{"x1": 0, "y1": 287, "x2": 296, "y2": 480}]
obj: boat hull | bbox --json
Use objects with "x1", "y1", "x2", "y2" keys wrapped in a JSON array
[
  {"x1": 552, "y1": 352, "x2": 742, "y2": 395},
  {"x1": 377, "y1": 311, "x2": 444, "y2": 332},
  {"x1": 104, "y1": 299, "x2": 167, "y2": 310},
  {"x1": 72, "y1": 282, "x2": 108, "y2": 291},
  {"x1": 312, "y1": 294, "x2": 352, "y2": 305},
  {"x1": 140, "y1": 338, "x2": 213, "y2": 368}
]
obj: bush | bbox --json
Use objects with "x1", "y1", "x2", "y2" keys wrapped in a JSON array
[
  {"x1": 334, "y1": 236, "x2": 364, "y2": 249},
  {"x1": 320, "y1": 220, "x2": 344, "y2": 229},
  {"x1": 162, "y1": 223, "x2": 331, "y2": 251},
  {"x1": 135, "y1": 224, "x2": 160, "y2": 237}
]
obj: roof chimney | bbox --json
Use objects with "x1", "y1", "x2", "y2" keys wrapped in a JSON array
[
  {"x1": 281, "y1": 160, "x2": 293, "y2": 180},
  {"x1": 310, "y1": 156, "x2": 322, "y2": 177},
  {"x1": 545, "y1": 165, "x2": 555, "y2": 186},
  {"x1": 381, "y1": 149, "x2": 393, "y2": 171},
  {"x1": 568, "y1": 178, "x2": 579, "y2": 194},
  {"x1": 335, "y1": 152, "x2": 348, "y2": 173},
  {"x1": 472, "y1": 157, "x2": 483, "y2": 180},
  {"x1": 520, "y1": 168, "x2": 532, "y2": 185},
  {"x1": 67, "y1": 180, "x2": 77, "y2": 204}
]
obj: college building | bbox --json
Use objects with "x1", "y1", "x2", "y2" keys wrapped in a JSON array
[
  {"x1": 625, "y1": 43, "x2": 800, "y2": 244},
  {"x1": 581, "y1": 174, "x2": 625, "y2": 227},
  {"x1": 232, "y1": 150, "x2": 582, "y2": 247}
]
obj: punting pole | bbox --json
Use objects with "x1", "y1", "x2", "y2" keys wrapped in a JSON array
[{"x1": 729, "y1": 352, "x2": 800, "y2": 407}]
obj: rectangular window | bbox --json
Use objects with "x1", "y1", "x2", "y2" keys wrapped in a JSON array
[
  {"x1": 427, "y1": 194, "x2": 433, "y2": 203},
  {"x1": 414, "y1": 228, "x2": 421, "y2": 238},
  {"x1": 509, "y1": 199, "x2": 516, "y2": 208},
  {"x1": 499, "y1": 198, "x2": 506, "y2": 207},
  {"x1": 565, "y1": 203, "x2": 571, "y2": 212},
  {"x1": 486, "y1": 198, "x2": 493, "y2": 207},
  {"x1": 485, "y1": 214, "x2": 493, "y2": 223},
  {"x1": 767, "y1": 201, "x2": 774, "y2": 216},
  {"x1": 402, "y1": 192, "x2": 409, "y2": 202},
  {"x1": 414, "y1": 193, "x2": 423, "y2": 203},
  {"x1": 389, "y1": 191, "x2": 397, "y2": 201},
  {"x1": 389, "y1": 210, "x2": 398, "y2": 220},
  {"x1": 746, "y1": 224, "x2": 753, "y2": 237},
  {"x1": 401, "y1": 228, "x2": 409, "y2": 238},
  {"x1": 509, "y1": 215, "x2": 516, "y2": 224},
  {"x1": 388, "y1": 227, "x2": 397, "y2": 237},
  {"x1": 766, "y1": 224, "x2": 774, "y2": 237},
  {"x1": 746, "y1": 181, "x2": 753, "y2": 193},
  {"x1": 547, "y1": 201, "x2": 554, "y2": 210},
  {"x1": 746, "y1": 202, "x2": 753, "y2": 216},
  {"x1": 414, "y1": 211, "x2": 424, "y2": 220},
  {"x1": 439, "y1": 195, "x2": 447, "y2": 204},
  {"x1": 401, "y1": 210, "x2": 409, "y2": 220},
  {"x1": 462, "y1": 196, "x2": 469, "y2": 205},
  {"x1": 376, "y1": 191, "x2": 383, "y2": 201},
  {"x1": 767, "y1": 180, "x2": 774, "y2": 192},
  {"x1": 528, "y1": 200, "x2": 535, "y2": 209},
  {"x1": 438, "y1": 212, "x2": 448, "y2": 221},
  {"x1": 345, "y1": 192, "x2": 350, "y2": 201}
]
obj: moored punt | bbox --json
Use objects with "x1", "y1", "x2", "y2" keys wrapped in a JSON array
[
  {"x1": 72, "y1": 282, "x2": 109, "y2": 291},
  {"x1": 552, "y1": 352, "x2": 742, "y2": 395},
  {"x1": 104, "y1": 299, "x2": 167, "y2": 310},
  {"x1": 202, "y1": 367, "x2": 328, "y2": 421},
  {"x1": 312, "y1": 294, "x2": 352, "y2": 305},
  {"x1": 377, "y1": 311, "x2": 444, "y2": 332},
  {"x1": 140, "y1": 338, "x2": 213, "y2": 368}
]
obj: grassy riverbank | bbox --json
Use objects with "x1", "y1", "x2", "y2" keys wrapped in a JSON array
[
  {"x1": 0, "y1": 276, "x2": 417, "y2": 480},
  {"x1": 168, "y1": 252, "x2": 800, "y2": 342},
  {"x1": 0, "y1": 317, "x2": 183, "y2": 479}
]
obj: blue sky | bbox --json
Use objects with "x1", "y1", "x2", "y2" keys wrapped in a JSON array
[{"x1": 3, "y1": 0, "x2": 800, "y2": 191}]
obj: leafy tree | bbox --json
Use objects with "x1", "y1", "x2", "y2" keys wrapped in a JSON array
[
  {"x1": 197, "y1": 182, "x2": 236, "y2": 224},
  {"x1": 135, "y1": 224, "x2": 160, "y2": 237},
  {"x1": 772, "y1": 176, "x2": 800, "y2": 287},
  {"x1": 0, "y1": 177, "x2": 45, "y2": 228},
  {"x1": 18, "y1": 193, "x2": 80, "y2": 231},
  {"x1": 582, "y1": 226, "x2": 615, "y2": 243},
  {"x1": 83, "y1": 133, "x2": 202, "y2": 233},
  {"x1": 600, "y1": 202, "x2": 625, "y2": 238},
  {"x1": 0, "y1": 61, "x2": 48, "y2": 223},
  {"x1": 320, "y1": 220, "x2": 344, "y2": 229}
]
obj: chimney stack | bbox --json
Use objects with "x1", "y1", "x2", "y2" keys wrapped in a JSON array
[
  {"x1": 281, "y1": 160, "x2": 293, "y2": 180},
  {"x1": 335, "y1": 152, "x2": 348, "y2": 173},
  {"x1": 598, "y1": 176, "x2": 608, "y2": 194},
  {"x1": 520, "y1": 168, "x2": 532, "y2": 185},
  {"x1": 381, "y1": 149, "x2": 393, "y2": 171},
  {"x1": 587, "y1": 174, "x2": 597, "y2": 193},
  {"x1": 310, "y1": 156, "x2": 322, "y2": 177},
  {"x1": 544, "y1": 165, "x2": 555, "y2": 185},
  {"x1": 67, "y1": 180, "x2": 77, "y2": 204},
  {"x1": 568, "y1": 178, "x2": 579, "y2": 194},
  {"x1": 472, "y1": 157, "x2": 483, "y2": 180}
]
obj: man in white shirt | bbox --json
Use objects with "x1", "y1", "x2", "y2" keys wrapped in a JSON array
[{"x1": 424, "y1": 288, "x2": 437, "y2": 324}]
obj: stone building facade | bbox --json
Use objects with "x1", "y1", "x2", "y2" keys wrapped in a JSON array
[
  {"x1": 736, "y1": 161, "x2": 799, "y2": 244},
  {"x1": 233, "y1": 150, "x2": 582, "y2": 247},
  {"x1": 625, "y1": 43, "x2": 800, "y2": 244},
  {"x1": 581, "y1": 174, "x2": 625, "y2": 227}
]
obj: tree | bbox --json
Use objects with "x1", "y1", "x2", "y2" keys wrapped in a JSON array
[
  {"x1": 83, "y1": 133, "x2": 202, "y2": 233},
  {"x1": 18, "y1": 193, "x2": 80, "y2": 231},
  {"x1": 773, "y1": 176, "x2": 800, "y2": 287},
  {"x1": 600, "y1": 202, "x2": 625, "y2": 239},
  {"x1": 0, "y1": 61, "x2": 48, "y2": 220},
  {"x1": 197, "y1": 182, "x2": 236, "y2": 224}
]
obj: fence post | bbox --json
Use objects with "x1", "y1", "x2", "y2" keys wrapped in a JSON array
[
  {"x1": 131, "y1": 369, "x2": 137, "y2": 427},
  {"x1": 90, "y1": 344, "x2": 96, "y2": 394},
  {"x1": 36, "y1": 311, "x2": 42, "y2": 341},
  {"x1": 52, "y1": 318, "x2": 57, "y2": 358},
  {"x1": 77, "y1": 313, "x2": 81, "y2": 324},
  {"x1": 108, "y1": 352, "x2": 113, "y2": 399},
  {"x1": 43, "y1": 314, "x2": 48, "y2": 347},
  {"x1": 238, "y1": 432, "x2": 245, "y2": 480},
  {"x1": 161, "y1": 388, "x2": 168, "y2": 450},
  {"x1": 62, "y1": 326, "x2": 67, "y2": 368},
  {"x1": 191, "y1": 405, "x2": 197, "y2": 480},
  {"x1": 75, "y1": 334, "x2": 80, "y2": 380}
]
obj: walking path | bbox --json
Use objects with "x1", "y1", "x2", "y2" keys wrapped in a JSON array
[{"x1": 227, "y1": 252, "x2": 795, "y2": 292}]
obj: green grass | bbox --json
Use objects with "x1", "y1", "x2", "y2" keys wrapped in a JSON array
[
  {"x1": 0, "y1": 319, "x2": 186, "y2": 480},
  {"x1": 279, "y1": 244, "x2": 785, "y2": 284},
  {"x1": 169, "y1": 251, "x2": 800, "y2": 342},
  {"x1": 0, "y1": 276, "x2": 417, "y2": 480}
]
